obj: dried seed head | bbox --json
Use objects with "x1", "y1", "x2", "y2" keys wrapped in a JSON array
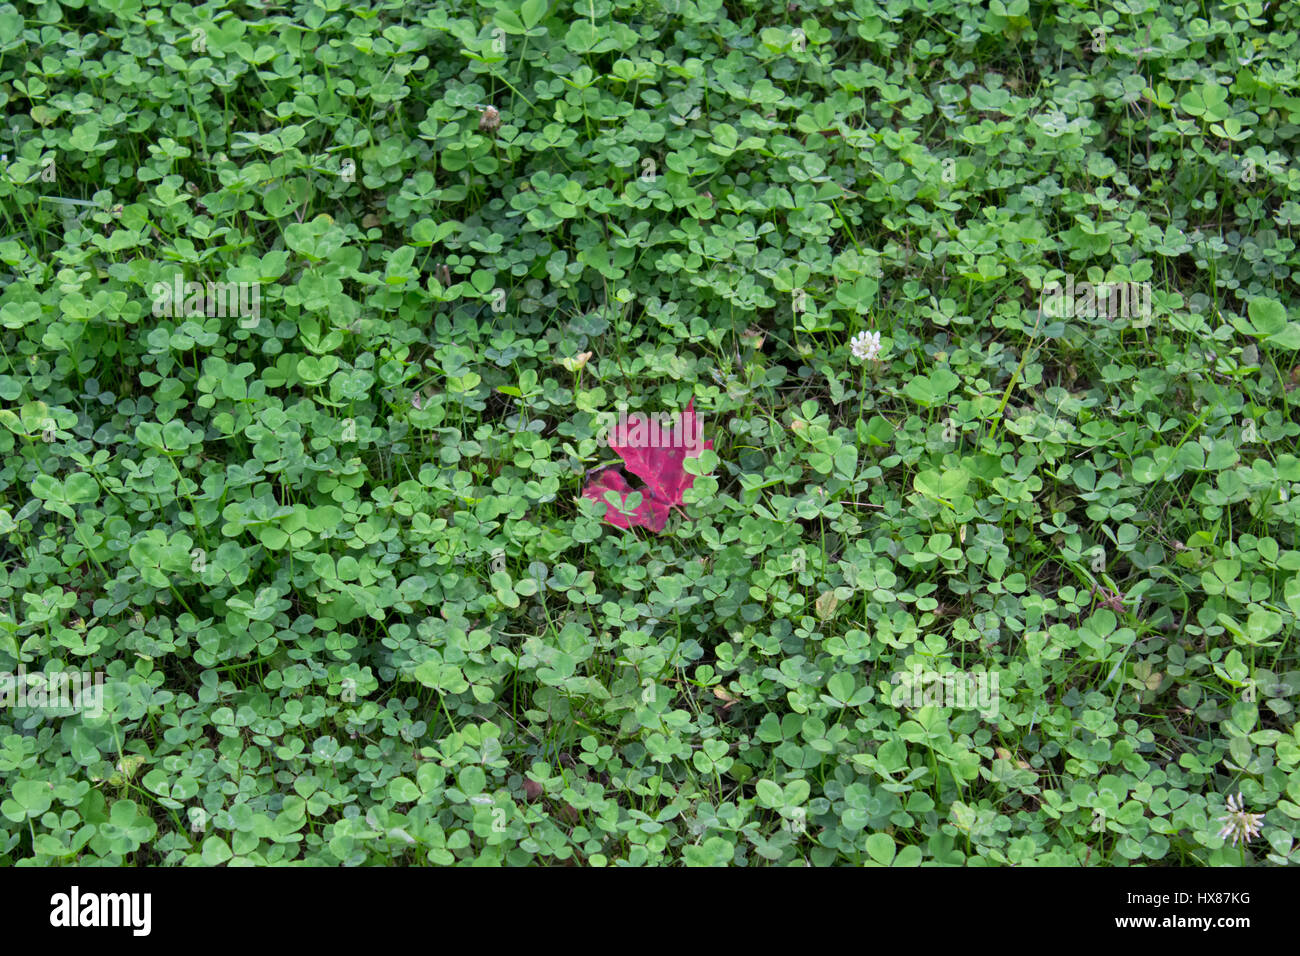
[{"x1": 479, "y1": 106, "x2": 501, "y2": 132}]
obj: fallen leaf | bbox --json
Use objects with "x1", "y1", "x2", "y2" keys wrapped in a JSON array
[
  {"x1": 712, "y1": 686, "x2": 740, "y2": 708},
  {"x1": 583, "y1": 466, "x2": 671, "y2": 531},
  {"x1": 582, "y1": 398, "x2": 713, "y2": 532},
  {"x1": 815, "y1": 589, "x2": 839, "y2": 620}
]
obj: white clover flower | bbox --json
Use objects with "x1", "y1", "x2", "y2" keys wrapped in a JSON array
[
  {"x1": 851, "y1": 330, "x2": 882, "y2": 362},
  {"x1": 1216, "y1": 792, "x2": 1264, "y2": 848}
]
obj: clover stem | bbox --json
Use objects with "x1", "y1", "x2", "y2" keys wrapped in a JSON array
[
  {"x1": 168, "y1": 455, "x2": 209, "y2": 550},
  {"x1": 988, "y1": 326, "x2": 1040, "y2": 442},
  {"x1": 168, "y1": 584, "x2": 194, "y2": 617},
  {"x1": 72, "y1": 520, "x2": 111, "y2": 583}
]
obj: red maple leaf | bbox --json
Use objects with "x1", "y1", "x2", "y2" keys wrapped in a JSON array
[{"x1": 582, "y1": 398, "x2": 713, "y2": 532}]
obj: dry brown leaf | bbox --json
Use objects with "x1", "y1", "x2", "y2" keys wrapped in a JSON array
[
  {"x1": 815, "y1": 589, "x2": 839, "y2": 621},
  {"x1": 559, "y1": 351, "x2": 592, "y2": 372}
]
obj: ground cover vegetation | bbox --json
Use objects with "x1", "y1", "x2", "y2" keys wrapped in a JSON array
[{"x1": 1, "y1": 0, "x2": 1300, "y2": 866}]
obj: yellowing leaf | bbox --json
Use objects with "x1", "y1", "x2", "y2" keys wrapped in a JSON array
[
  {"x1": 712, "y1": 686, "x2": 740, "y2": 708},
  {"x1": 815, "y1": 589, "x2": 839, "y2": 620}
]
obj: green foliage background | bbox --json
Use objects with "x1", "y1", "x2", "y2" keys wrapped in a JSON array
[{"x1": 2, "y1": 0, "x2": 1300, "y2": 865}]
